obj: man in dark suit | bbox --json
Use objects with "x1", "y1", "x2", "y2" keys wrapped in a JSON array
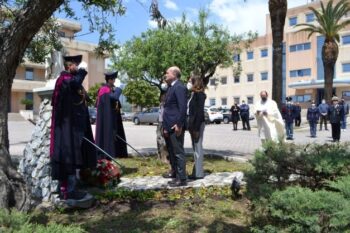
[
  {"x1": 162, "y1": 66, "x2": 188, "y2": 186},
  {"x1": 329, "y1": 96, "x2": 344, "y2": 142}
]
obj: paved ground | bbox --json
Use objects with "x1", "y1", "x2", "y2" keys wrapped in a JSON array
[{"x1": 8, "y1": 115, "x2": 350, "y2": 162}]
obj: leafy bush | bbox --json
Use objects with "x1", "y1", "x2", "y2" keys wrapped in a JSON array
[
  {"x1": 0, "y1": 209, "x2": 85, "y2": 233},
  {"x1": 246, "y1": 142, "x2": 350, "y2": 200},
  {"x1": 247, "y1": 142, "x2": 350, "y2": 232},
  {"x1": 251, "y1": 183, "x2": 350, "y2": 233}
]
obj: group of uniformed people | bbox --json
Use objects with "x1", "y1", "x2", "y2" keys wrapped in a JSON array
[{"x1": 50, "y1": 54, "x2": 127, "y2": 201}]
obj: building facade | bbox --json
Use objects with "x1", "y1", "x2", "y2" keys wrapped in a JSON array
[
  {"x1": 10, "y1": 19, "x2": 107, "y2": 114},
  {"x1": 206, "y1": 0, "x2": 350, "y2": 110}
]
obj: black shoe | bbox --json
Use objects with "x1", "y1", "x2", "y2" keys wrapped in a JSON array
[
  {"x1": 162, "y1": 172, "x2": 176, "y2": 179},
  {"x1": 188, "y1": 175, "x2": 204, "y2": 180},
  {"x1": 168, "y1": 179, "x2": 187, "y2": 187}
]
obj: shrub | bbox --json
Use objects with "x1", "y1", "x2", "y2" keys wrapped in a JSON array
[
  {"x1": 246, "y1": 142, "x2": 350, "y2": 200},
  {"x1": 250, "y1": 184, "x2": 350, "y2": 233}
]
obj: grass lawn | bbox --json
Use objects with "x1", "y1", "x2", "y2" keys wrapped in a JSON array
[
  {"x1": 39, "y1": 155, "x2": 252, "y2": 232},
  {"x1": 118, "y1": 154, "x2": 252, "y2": 178}
]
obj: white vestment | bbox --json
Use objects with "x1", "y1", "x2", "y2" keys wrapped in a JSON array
[{"x1": 255, "y1": 99, "x2": 285, "y2": 142}]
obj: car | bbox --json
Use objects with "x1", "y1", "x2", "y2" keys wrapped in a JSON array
[
  {"x1": 121, "y1": 112, "x2": 134, "y2": 121},
  {"x1": 133, "y1": 107, "x2": 160, "y2": 125},
  {"x1": 88, "y1": 107, "x2": 97, "y2": 124},
  {"x1": 218, "y1": 106, "x2": 255, "y2": 124},
  {"x1": 204, "y1": 106, "x2": 223, "y2": 124}
]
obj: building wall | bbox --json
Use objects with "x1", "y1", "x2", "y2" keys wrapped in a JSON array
[{"x1": 207, "y1": 0, "x2": 350, "y2": 110}]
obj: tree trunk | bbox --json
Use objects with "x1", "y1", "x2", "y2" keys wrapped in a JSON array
[
  {"x1": 322, "y1": 40, "x2": 339, "y2": 103},
  {"x1": 269, "y1": 0, "x2": 287, "y2": 108},
  {"x1": 0, "y1": 0, "x2": 64, "y2": 210},
  {"x1": 157, "y1": 92, "x2": 169, "y2": 163}
]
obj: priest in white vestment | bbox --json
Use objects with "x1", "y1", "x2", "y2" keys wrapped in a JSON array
[{"x1": 255, "y1": 91, "x2": 285, "y2": 142}]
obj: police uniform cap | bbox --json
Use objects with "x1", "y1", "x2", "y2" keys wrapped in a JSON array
[{"x1": 332, "y1": 96, "x2": 339, "y2": 101}]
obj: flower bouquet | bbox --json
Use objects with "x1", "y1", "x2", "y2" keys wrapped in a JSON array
[{"x1": 81, "y1": 159, "x2": 121, "y2": 188}]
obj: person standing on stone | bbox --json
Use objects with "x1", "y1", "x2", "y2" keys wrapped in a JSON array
[
  {"x1": 294, "y1": 102, "x2": 302, "y2": 127},
  {"x1": 230, "y1": 103, "x2": 240, "y2": 131},
  {"x1": 281, "y1": 97, "x2": 296, "y2": 140},
  {"x1": 328, "y1": 96, "x2": 344, "y2": 142},
  {"x1": 307, "y1": 101, "x2": 320, "y2": 138},
  {"x1": 95, "y1": 71, "x2": 128, "y2": 158},
  {"x1": 162, "y1": 66, "x2": 188, "y2": 187},
  {"x1": 240, "y1": 100, "x2": 250, "y2": 130},
  {"x1": 340, "y1": 98, "x2": 349, "y2": 132},
  {"x1": 318, "y1": 99, "x2": 329, "y2": 131},
  {"x1": 255, "y1": 91, "x2": 285, "y2": 143},
  {"x1": 186, "y1": 74, "x2": 206, "y2": 180},
  {"x1": 50, "y1": 55, "x2": 97, "y2": 200}
]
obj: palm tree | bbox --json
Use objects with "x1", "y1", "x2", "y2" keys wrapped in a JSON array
[
  {"x1": 269, "y1": 0, "x2": 288, "y2": 107},
  {"x1": 297, "y1": 0, "x2": 350, "y2": 102},
  {"x1": 244, "y1": 0, "x2": 287, "y2": 107}
]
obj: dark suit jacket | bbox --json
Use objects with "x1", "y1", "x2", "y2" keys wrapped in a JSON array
[
  {"x1": 163, "y1": 80, "x2": 187, "y2": 131},
  {"x1": 188, "y1": 91, "x2": 206, "y2": 132}
]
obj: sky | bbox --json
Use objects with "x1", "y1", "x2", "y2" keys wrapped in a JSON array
[{"x1": 56, "y1": 0, "x2": 311, "y2": 45}]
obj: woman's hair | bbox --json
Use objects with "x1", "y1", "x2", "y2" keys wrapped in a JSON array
[{"x1": 189, "y1": 73, "x2": 205, "y2": 92}]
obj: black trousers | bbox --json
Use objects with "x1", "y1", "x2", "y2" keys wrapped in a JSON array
[
  {"x1": 331, "y1": 123, "x2": 341, "y2": 141},
  {"x1": 164, "y1": 130, "x2": 186, "y2": 180},
  {"x1": 241, "y1": 115, "x2": 250, "y2": 130},
  {"x1": 320, "y1": 115, "x2": 328, "y2": 130},
  {"x1": 295, "y1": 115, "x2": 301, "y2": 127}
]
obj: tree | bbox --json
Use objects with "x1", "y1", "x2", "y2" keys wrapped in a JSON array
[
  {"x1": 122, "y1": 80, "x2": 159, "y2": 109},
  {"x1": 0, "y1": 0, "x2": 124, "y2": 210},
  {"x1": 297, "y1": 0, "x2": 350, "y2": 102},
  {"x1": 244, "y1": 0, "x2": 287, "y2": 107},
  {"x1": 114, "y1": 10, "x2": 253, "y2": 92},
  {"x1": 269, "y1": 0, "x2": 287, "y2": 107}
]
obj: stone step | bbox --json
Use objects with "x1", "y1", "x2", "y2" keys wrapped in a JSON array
[{"x1": 117, "y1": 172, "x2": 244, "y2": 190}]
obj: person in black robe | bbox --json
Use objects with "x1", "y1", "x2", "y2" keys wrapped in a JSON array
[
  {"x1": 95, "y1": 71, "x2": 128, "y2": 158},
  {"x1": 50, "y1": 55, "x2": 97, "y2": 200}
]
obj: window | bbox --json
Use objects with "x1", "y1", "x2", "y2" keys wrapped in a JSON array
[
  {"x1": 306, "y1": 13, "x2": 314, "y2": 22},
  {"x1": 247, "y1": 96, "x2": 254, "y2": 104},
  {"x1": 342, "y1": 35, "x2": 350, "y2": 45},
  {"x1": 293, "y1": 94, "x2": 311, "y2": 103},
  {"x1": 233, "y1": 54, "x2": 240, "y2": 62},
  {"x1": 234, "y1": 76, "x2": 240, "y2": 83},
  {"x1": 25, "y1": 68, "x2": 34, "y2": 80},
  {"x1": 209, "y1": 79, "x2": 216, "y2": 86},
  {"x1": 24, "y1": 92, "x2": 33, "y2": 110},
  {"x1": 343, "y1": 91, "x2": 350, "y2": 97},
  {"x1": 261, "y1": 72, "x2": 268, "y2": 81},
  {"x1": 342, "y1": 63, "x2": 350, "y2": 73},
  {"x1": 260, "y1": 49, "x2": 268, "y2": 58},
  {"x1": 221, "y1": 98, "x2": 227, "y2": 106},
  {"x1": 209, "y1": 98, "x2": 216, "y2": 106},
  {"x1": 221, "y1": 76, "x2": 227, "y2": 85},
  {"x1": 289, "y1": 42, "x2": 311, "y2": 52},
  {"x1": 247, "y1": 51, "x2": 254, "y2": 60},
  {"x1": 247, "y1": 74, "x2": 254, "y2": 82},
  {"x1": 233, "y1": 97, "x2": 240, "y2": 104},
  {"x1": 289, "y1": 16, "x2": 297, "y2": 26},
  {"x1": 290, "y1": 68, "x2": 311, "y2": 77}
]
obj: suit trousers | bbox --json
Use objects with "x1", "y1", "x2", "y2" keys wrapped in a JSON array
[
  {"x1": 331, "y1": 122, "x2": 341, "y2": 141},
  {"x1": 165, "y1": 130, "x2": 187, "y2": 180},
  {"x1": 190, "y1": 122, "x2": 205, "y2": 178},
  {"x1": 320, "y1": 115, "x2": 328, "y2": 130},
  {"x1": 241, "y1": 115, "x2": 250, "y2": 130}
]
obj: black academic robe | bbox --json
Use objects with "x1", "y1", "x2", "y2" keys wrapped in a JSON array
[
  {"x1": 50, "y1": 70, "x2": 97, "y2": 181},
  {"x1": 95, "y1": 85, "x2": 128, "y2": 158}
]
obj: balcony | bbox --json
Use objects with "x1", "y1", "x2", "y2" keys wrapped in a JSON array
[{"x1": 12, "y1": 79, "x2": 46, "y2": 92}]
